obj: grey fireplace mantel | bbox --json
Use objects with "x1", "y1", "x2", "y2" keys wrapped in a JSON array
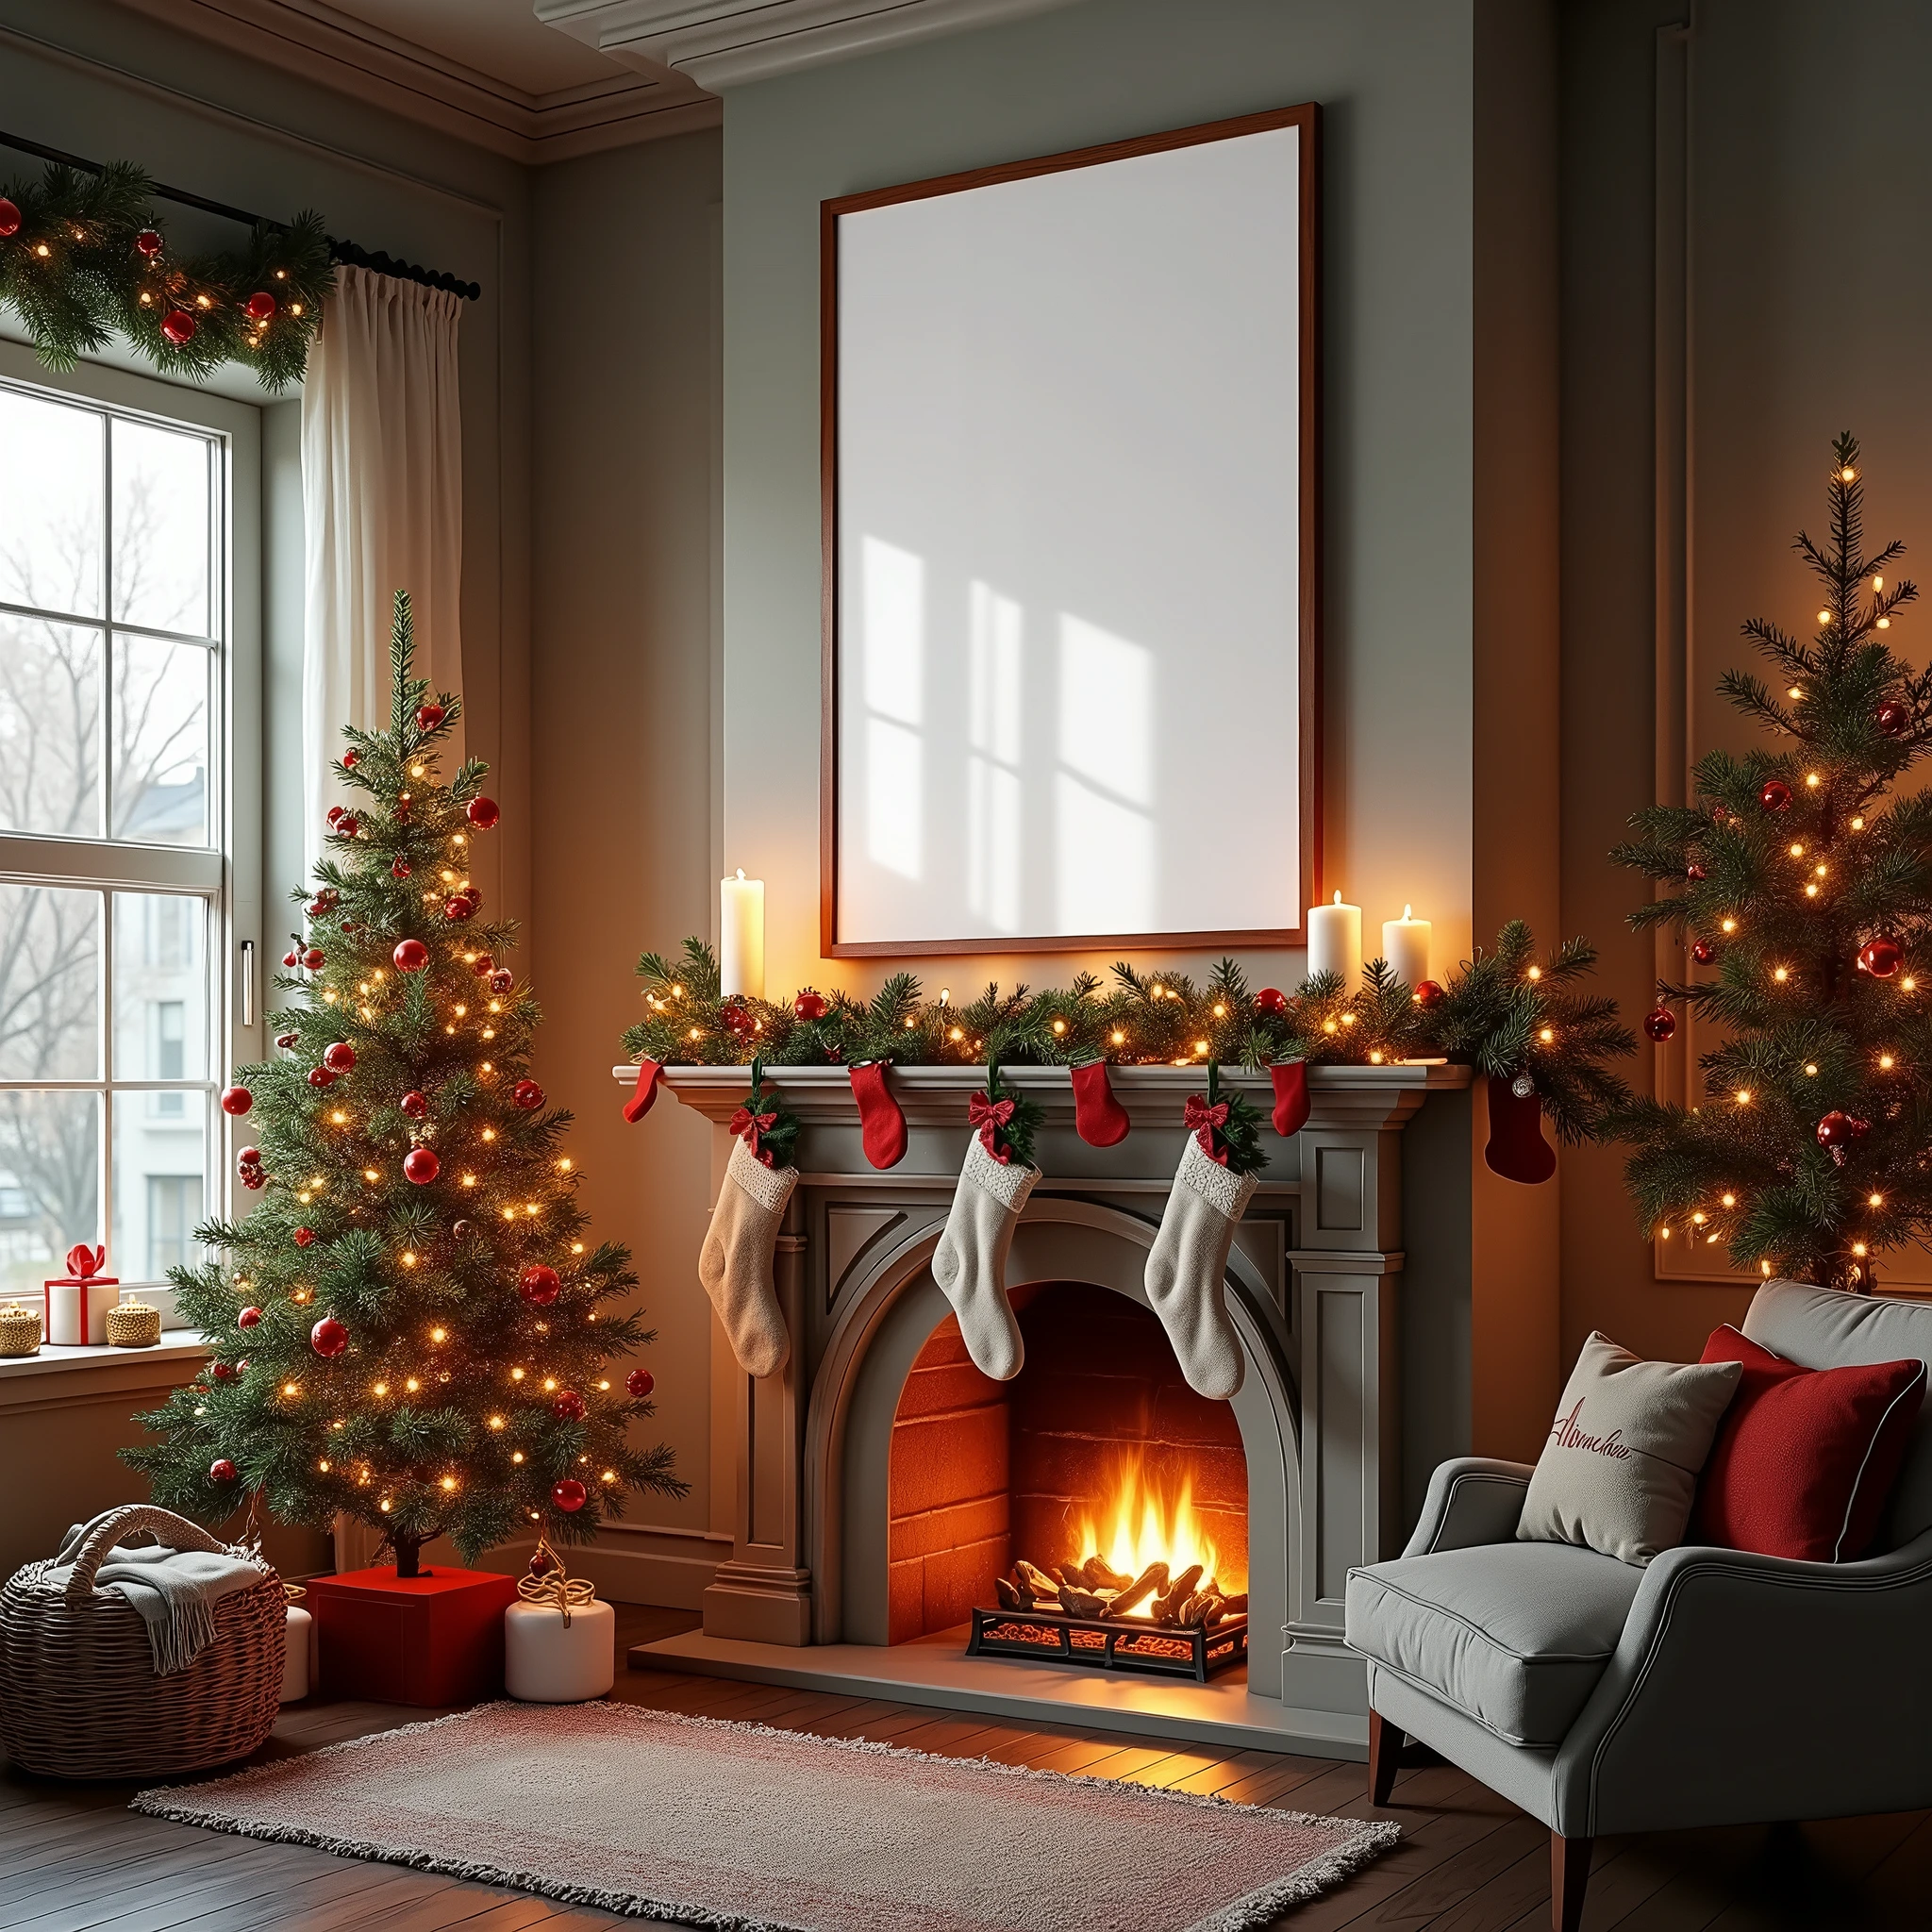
[{"x1": 613, "y1": 1058, "x2": 1471, "y2": 1739}]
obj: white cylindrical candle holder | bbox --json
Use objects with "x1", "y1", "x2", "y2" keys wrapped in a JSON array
[
  {"x1": 719, "y1": 870, "x2": 765, "y2": 999},
  {"x1": 1381, "y1": 905, "x2": 1432, "y2": 988},
  {"x1": 1307, "y1": 891, "x2": 1362, "y2": 985},
  {"x1": 505, "y1": 1599, "x2": 615, "y2": 1702}
]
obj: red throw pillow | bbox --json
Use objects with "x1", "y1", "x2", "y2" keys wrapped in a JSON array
[{"x1": 1690, "y1": 1325, "x2": 1925, "y2": 1561}]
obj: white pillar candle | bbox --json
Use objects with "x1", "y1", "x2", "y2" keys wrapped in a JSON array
[
  {"x1": 1306, "y1": 890, "x2": 1362, "y2": 986},
  {"x1": 1381, "y1": 905, "x2": 1432, "y2": 988},
  {"x1": 719, "y1": 870, "x2": 765, "y2": 999}
]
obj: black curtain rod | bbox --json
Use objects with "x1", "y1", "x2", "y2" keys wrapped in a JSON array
[{"x1": 0, "y1": 130, "x2": 481, "y2": 302}]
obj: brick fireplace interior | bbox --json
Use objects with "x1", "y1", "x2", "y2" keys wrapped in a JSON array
[{"x1": 887, "y1": 1281, "x2": 1249, "y2": 1643}]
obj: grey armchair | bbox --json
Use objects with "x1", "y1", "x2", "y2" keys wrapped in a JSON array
[{"x1": 1344, "y1": 1279, "x2": 1932, "y2": 1932}]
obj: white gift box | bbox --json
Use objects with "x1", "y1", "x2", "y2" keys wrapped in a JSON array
[
  {"x1": 281, "y1": 1603, "x2": 316, "y2": 1703},
  {"x1": 44, "y1": 1280, "x2": 122, "y2": 1347},
  {"x1": 505, "y1": 1597, "x2": 615, "y2": 1702}
]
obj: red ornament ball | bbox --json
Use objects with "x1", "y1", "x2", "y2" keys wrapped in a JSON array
[
  {"x1": 1691, "y1": 940, "x2": 1718, "y2": 965},
  {"x1": 626, "y1": 1368, "x2": 655, "y2": 1400},
  {"x1": 307, "y1": 1066, "x2": 336, "y2": 1088},
  {"x1": 238, "y1": 1307, "x2": 260, "y2": 1329},
  {"x1": 527, "y1": 1547, "x2": 555, "y2": 1578},
  {"x1": 220, "y1": 1085, "x2": 253, "y2": 1116},
  {"x1": 1411, "y1": 980, "x2": 1447, "y2": 1011},
  {"x1": 1759, "y1": 779, "x2": 1793, "y2": 813},
  {"x1": 416, "y1": 703, "x2": 446, "y2": 731},
  {"x1": 341, "y1": 751, "x2": 358, "y2": 769},
  {"x1": 1858, "y1": 937, "x2": 1904, "y2": 979},
  {"x1": 1817, "y1": 1111, "x2": 1858, "y2": 1149},
  {"x1": 1255, "y1": 987, "x2": 1289, "y2": 1017},
  {"x1": 403, "y1": 1145, "x2": 441, "y2": 1185},
  {"x1": 293, "y1": 1226, "x2": 316, "y2": 1248},
  {"x1": 793, "y1": 991, "x2": 829, "y2": 1022},
  {"x1": 160, "y1": 308, "x2": 196, "y2": 346},
  {"x1": 472, "y1": 954, "x2": 495, "y2": 977},
  {"x1": 1877, "y1": 700, "x2": 1912, "y2": 739},
  {"x1": 489, "y1": 968, "x2": 513, "y2": 995},
  {"x1": 134, "y1": 226, "x2": 162, "y2": 257},
  {"x1": 719, "y1": 1004, "x2": 756, "y2": 1042},
  {"x1": 208, "y1": 1458, "x2": 237, "y2": 1483},
  {"x1": 324, "y1": 1041, "x2": 356, "y2": 1073},
  {"x1": 452, "y1": 1219, "x2": 472, "y2": 1240},
  {"x1": 401, "y1": 1090, "x2": 428, "y2": 1119},
  {"x1": 1642, "y1": 1006, "x2": 1677, "y2": 1043},
  {"x1": 519, "y1": 1264, "x2": 560, "y2": 1306},
  {"x1": 552, "y1": 1390, "x2": 586, "y2": 1422},
  {"x1": 551, "y1": 1479, "x2": 587, "y2": 1514},
  {"x1": 467, "y1": 795, "x2": 500, "y2": 830},
  {"x1": 309, "y1": 1314, "x2": 348, "y2": 1358},
  {"x1": 1686, "y1": 861, "x2": 1707, "y2": 881},
  {"x1": 0, "y1": 198, "x2": 24, "y2": 239},
  {"x1": 392, "y1": 859, "x2": 412, "y2": 880},
  {"x1": 393, "y1": 938, "x2": 429, "y2": 973},
  {"x1": 282, "y1": 950, "x2": 299, "y2": 968},
  {"x1": 237, "y1": 1146, "x2": 261, "y2": 1170},
  {"x1": 244, "y1": 291, "x2": 276, "y2": 323},
  {"x1": 210, "y1": 1359, "x2": 240, "y2": 1382},
  {"x1": 326, "y1": 805, "x2": 344, "y2": 826},
  {"x1": 443, "y1": 895, "x2": 475, "y2": 922},
  {"x1": 337, "y1": 814, "x2": 359, "y2": 838},
  {"x1": 512, "y1": 1079, "x2": 544, "y2": 1110},
  {"x1": 303, "y1": 947, "x2": 325, "y2": 970},
  {"x1": 275, "y1": 1030, "x2": 300, "y2": 1049},
  {"x1": 240, "y1": 1169, "x2": 267, "y2": 1191}
]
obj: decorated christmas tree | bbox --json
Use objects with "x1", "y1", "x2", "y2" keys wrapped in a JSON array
[
  {"x1": 1612, "y1": 435, "x2": 1925, "y2": 1293},
  {"x1": 129, "y1": 592, "x2": 682, "y2": 1573}
]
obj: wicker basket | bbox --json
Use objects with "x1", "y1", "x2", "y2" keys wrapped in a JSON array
[
  {"x1": 0, "y1": 1303, "x2": 40, "y2": 1356},
  {"x1": 0, "y1": 1505, "x2": 284, "y2": 1778},
  {"x1": 106, "y1": 1301, "x2": 161, "y2": 1348}
]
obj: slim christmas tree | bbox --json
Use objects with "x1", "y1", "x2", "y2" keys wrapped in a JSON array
[
  {"x1": 129, "y1": 592, "x2": 682, "y2": 1573},
  {"x1": 1613, "y1": 435, "x2": 1925, "y2": 1292}
]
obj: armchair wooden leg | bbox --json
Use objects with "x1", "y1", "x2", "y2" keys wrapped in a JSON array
[
  {"x1": 1551, "y1": 1832, "x2": 1592, "y2": 1932},
  {"x1": 1367, "y1": 1710, "x2": 1402, "y2": 1806}
]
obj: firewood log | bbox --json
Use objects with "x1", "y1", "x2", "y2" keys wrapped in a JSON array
[
  {"x1": 1219, "y1": 1591, "x2": 1248, "y2": 1615},
  {"x1": 1100, "y1": 1560, "x2": 1169, "y2": 1619},
  {"x1": 1016, "y1": 1558, "x2": 1060, "y2": 1600},
  {"x1": 1152, "y1": 1563, "x2": 1205, "y2": 1624},
  {"x1": 1200, "y1": 1594, "x2": 1228, "y2": 1627},
  {"x1": 1085, "y1": 1557, "x2": 1133, "y2": 1591},
  {"x1": 1180, "y1": 1591, "x2": 1221, "y2": 1628},
  {"x1": 1059, "y1": 1583, "x2": 1107, "y2": 1617},
  {"x1": 995, "y1": 1575, "x2": 1024, "y2": 1610}
]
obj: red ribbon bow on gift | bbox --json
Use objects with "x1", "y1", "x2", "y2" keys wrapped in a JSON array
[
  {"x1": 968, "y1": 1091, "x2": 1016, "y2": 1164},
  {"x1": 728, "y1": 1106, "x2": 778, "y2": 1167},
  {"x1": 66, "y1": 1243, "x2": 107, "y2": 1280},
  {"x1": 1183, "y1": 1096, "x2": 1230, "y2": 1164}
]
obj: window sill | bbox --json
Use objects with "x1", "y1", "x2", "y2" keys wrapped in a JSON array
[{"x1": 0, "y1": 1332, "x2": 208, "y2": 1410}]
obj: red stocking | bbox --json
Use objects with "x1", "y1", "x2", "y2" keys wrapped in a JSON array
[
  {"x1": 623, "y1": 1059, "x2": 665, "y2": 1124},
  {"x1": 1485, "y1": 1074, "x2": 1557, "y2": 1184},
  {"x1": 1269, "y1": 1061, "x2": 1310, "y2": 1137},
  {"x1": 1071, "y1": 1060, "x2": 1130, "y2": 1146},
  {"x1": 849, "y1": 1061, "x2": 908, "y2": 1169}
]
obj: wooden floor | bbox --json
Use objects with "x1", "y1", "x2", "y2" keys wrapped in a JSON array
[{"x1": 2, "y1": 1602, "x2": 1924, "y2": 1930}]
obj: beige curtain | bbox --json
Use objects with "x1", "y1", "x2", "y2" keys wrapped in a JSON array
[{"x1": 302, "y1": 263, "x2": 463, "y2": 871}]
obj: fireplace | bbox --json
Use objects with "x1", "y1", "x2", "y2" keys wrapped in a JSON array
[
  {"x1": 617, "y1": 1059, "x2": 1469, "y2": 1752},
  {"x1": 888, "y1": 1284, "x2": 1249, "y2": 1676}
]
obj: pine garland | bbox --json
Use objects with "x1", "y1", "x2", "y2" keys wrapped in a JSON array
[
  {"x1": 0, "y1": 158, "x2": 333, "y2": 391},
  {"x1": 624, "y1": 925, "x2": 1633, "y2": 1141}
]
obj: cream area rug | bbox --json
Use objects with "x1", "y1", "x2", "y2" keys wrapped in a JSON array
[{"x1": 133, "y1": 1700, "x2": 1397, "y2": 1930}]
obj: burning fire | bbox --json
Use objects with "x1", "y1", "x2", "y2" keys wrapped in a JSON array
[{"x1": 1070, "y1": 1457, "x2": 1241, "y2": 1619}]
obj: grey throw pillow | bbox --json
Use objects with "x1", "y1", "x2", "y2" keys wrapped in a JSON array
[{"x1": 1517, "y1": 1332, "x2": 1743, "y2": 1565}]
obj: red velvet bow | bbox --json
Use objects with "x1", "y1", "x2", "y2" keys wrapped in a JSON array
[
  {"x1": 728, "y1": 1106, "x2": 778, "y2": 1167},
  {"x1": 968, "y1": 1091, "x2": 1016, "y2": 1164},
  {"x1": 66, "y1": 1243, "x2": 106, "y2": 1280},
  {"x1": 1183, "y1": 1095, "x2": 1230, "y2": 1164}
]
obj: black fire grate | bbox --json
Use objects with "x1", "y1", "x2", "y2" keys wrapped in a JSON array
[{"x1": 966, "y1": 1604, "x2": 1249, "y2": 1683}]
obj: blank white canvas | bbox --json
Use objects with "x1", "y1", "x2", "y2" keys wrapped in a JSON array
[{"x1": 835, "y1": 123, "x2": 1303, "y2": 946}]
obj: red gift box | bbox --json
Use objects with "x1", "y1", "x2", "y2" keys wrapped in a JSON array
[
  {"x1": 45, "y1": 1243, "x2": 119, "y2": 1346},
  {"x1": 307, "y1": 1565, "x2": 519, "y2": 1707}
]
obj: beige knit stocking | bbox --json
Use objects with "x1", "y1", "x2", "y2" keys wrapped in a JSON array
[
  {"x1": 931, "y1": 1133, "x2": 1040, "y2": 1382},
  {"x1": 1144, "y1": 1134, "x2": 1257, "y2": 1400},
  {"x1": 698, "y1": 1136, "x2": 798, "y2": 1377}
]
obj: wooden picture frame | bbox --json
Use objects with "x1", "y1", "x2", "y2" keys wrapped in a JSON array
[{"x1": 821, "y1": 104, "x2": 1322, "y2": 958}]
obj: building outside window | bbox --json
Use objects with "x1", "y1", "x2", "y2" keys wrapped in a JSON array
[{"x1": 0, "y1": 357, "x2": 258, "y2": 1323}]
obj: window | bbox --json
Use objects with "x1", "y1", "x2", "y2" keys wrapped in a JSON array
[{"x1": 0, "y1": 353, "x2": 258, "y2": 1317}]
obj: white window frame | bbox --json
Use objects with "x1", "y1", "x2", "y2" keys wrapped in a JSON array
[{"x1": 0, "y1": 340, "x2": 262, "y2": 1325}]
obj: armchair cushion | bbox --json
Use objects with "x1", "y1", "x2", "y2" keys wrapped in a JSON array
[{"x1": 1345, "y1": 1540, "x2": 1643, "y2": 1748}]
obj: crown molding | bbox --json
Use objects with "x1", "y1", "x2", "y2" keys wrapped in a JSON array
[
  {"x1": 536, "y1": 0, "x2": 1086, "y2": 91},
  {"x1": 110, "y1": 0, "x2": 720, "y2": 164}
]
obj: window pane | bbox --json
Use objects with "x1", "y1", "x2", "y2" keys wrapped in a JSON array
[
  {"x1": 0, "y1": 1091, "x2": 101, "y2": 1298},
  {"x1": 111, "y1": 419, "x2": 211, "y2": 636},
  {"x1": 111, "y1": 634, "x2": 208, "y2": 843},
  {"x1": 111, "y1": 1091, "x2": 208, "y2": 1283},
  {"x1": 0, "y1": 615, "x2": 104, "y2": 837},
  {"x1": 112, "y1": 892, "x2": 208, "y2": 1081},
  {"x1": 0, "y1": 386, "x2": 104, "y2": 619},
  {"x1": 0, "y1": 884, "x2": 101, "y2": 1079}
]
